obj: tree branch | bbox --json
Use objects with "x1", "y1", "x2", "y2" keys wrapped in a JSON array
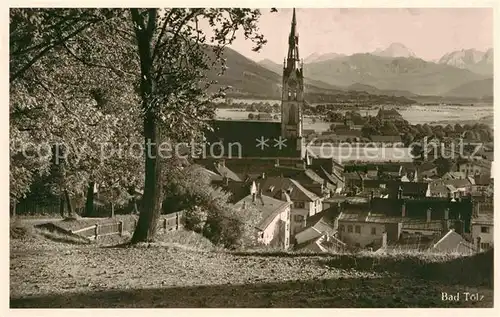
[
  {"x1": 62, "y1": 42, "x2": 134, "y2": 77},
  {"x1": 11, "y1": 20, "x2": 98, "y2": 83}
]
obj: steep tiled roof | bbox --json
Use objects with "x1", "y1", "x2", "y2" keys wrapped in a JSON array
[
  {"x1": 472, "y1": 213, "x2": 493, "y2": 225},
  {"x1": 324, "y1": 195, "x2": 369, "y2": 205},
  {"x1": 234, "y1": 194, "x2": 291, "y2": 231},
  {"x1": 258, "y1": 176, "x2": 319, "y2": 202},
  {"x1": 206, "y1": 120, "x2": 302, "y2": 158},
  {"x1": 474, "y1": 174, "x2": 492, "y2": 186},
  {"x1": 401, "y1": 219, "x2": 444, "y2": 231},
  {"x1": 214, "y1": 164, "x2": 242, "y2": 182}
]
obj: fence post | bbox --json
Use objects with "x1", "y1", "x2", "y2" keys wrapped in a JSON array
[
  {"x1": 119, "y1": 221, "x2": 124, "y2": 236},
  {"x1": 164, "y1": 218, "x2": 167, "y2": 232},
  {"x1": 94, "y1": 224, "x2": 99, "y2": 240}
]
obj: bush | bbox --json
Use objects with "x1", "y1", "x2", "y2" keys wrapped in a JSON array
[
  {"x1": 164, "y1": 165, "x2": 259, "y2": 249},
  {"x1": 183, "y1": 205, "x2": 207, "y2": 233}
]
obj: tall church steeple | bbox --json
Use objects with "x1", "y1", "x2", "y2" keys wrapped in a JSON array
[{"x1": 281, "y1": 8, "x2": 304, "y2": 157}]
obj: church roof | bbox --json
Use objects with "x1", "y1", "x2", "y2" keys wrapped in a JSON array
[{"x1": 204, "y1": 120, "x2": 302, "y2": 158}]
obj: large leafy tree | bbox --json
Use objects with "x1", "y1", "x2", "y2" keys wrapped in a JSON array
[
  {"x1": 127, "y1": 8, "x2": 267, "y2": 243},
  {"x1": 10, "y1": 9, "x2": 143, "y2": 216},
  {"x1": 10, "y1": 8, "x2": 268, "y2": 243}
]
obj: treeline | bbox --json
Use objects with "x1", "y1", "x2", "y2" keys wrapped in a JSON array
[{"x1": 319, "y1": 111, "x2": 494, "y2": 146}]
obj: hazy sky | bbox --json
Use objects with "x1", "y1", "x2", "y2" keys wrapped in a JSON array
[{"x1": 224, "y1": 8, "x2": 493, "y2": 62}]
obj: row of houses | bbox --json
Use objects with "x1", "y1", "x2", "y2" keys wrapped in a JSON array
[{"x1": 196, "y1": 155, "x2": 493, "y2": 254}]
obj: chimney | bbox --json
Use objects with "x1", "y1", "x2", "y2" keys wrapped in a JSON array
[
  {"x1": 278, "y1": 190, "x2": 285, "y2": 202},
  {"x1": 426, "y1": 208, "x2": 432, "y2": 223},
  {"x1": 454, "y1": 220, "x2": 464, "y2": 235},
  {"x1": 476, "y1": 237, "x2": 481, "y2": 252},
  {"x1": 401, "y1": 203, "x2": 406, "y2": 218},
  {"x1": 381, "y1": 232, "x2": 388, "y2": 248},
  {"x1": 397, "y1": 186, "x2": 403, "y2": 200},
  {"x1": 242, "y1": 201, "x2": 246, "y2": 209},
  {"x1": 261, "y1": 172, "x2": 266, "y2": 179}
]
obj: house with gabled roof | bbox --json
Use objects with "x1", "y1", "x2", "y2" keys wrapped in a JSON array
[
  {"x1": 256, "y1": 176, "x2": 323, "y2": 235},
  {"x1": 294, "y1": 206, "x2": 342, "y2": 246},
  {"x1": 234, "y1": 190, "x2": 293, "y2": 249},
  {"x1": 457, "y1": 159, "x2": 492, "y2": 177},
  {"x1": 471, "y1": 212, "x2": 493, "y2": 251}
]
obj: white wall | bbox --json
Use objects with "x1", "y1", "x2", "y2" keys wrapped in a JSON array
[
  {"x1": 338, "y1": 221, "x2": 386, "y2": 248},
  {"x1": 257, "y1": 205, "x2": 291, "y2": 249},
  {"x1": 471, "y1": 223, "x2": 493, "y2": 248}
]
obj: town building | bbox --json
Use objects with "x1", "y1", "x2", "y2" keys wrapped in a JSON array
[
  {"x1": 376, "y1": 107, "x2": 404, "y2": 122},
  {"x1": 234, "y1": 190, "x2": 293, "y2": 249},
  {"x1": 457, "y1": 160, "x2": 492, "y2": 177},
  {"x1": 256, "y1": 176, "x2": 323, "y2": 235}
]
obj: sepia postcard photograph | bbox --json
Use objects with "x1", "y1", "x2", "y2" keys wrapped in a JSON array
[{"x1": 6, "y1": 0, "x2": 496, "y2": 310}]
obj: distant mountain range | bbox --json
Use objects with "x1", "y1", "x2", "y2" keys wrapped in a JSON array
[
  {"x1": 256, "y1": 43, "x2": 493, "y2": 98},
  {"x1": 372, "y1": 42, "x2": 416, "y2": 58},
  {"x1": 438, "y1": 48, "x2": 493, "y2": 76},
  {"x1": 213, "y1": 43, "x2": 492, "y2": 101}
]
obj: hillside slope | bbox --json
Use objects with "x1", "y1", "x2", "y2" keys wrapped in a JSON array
[
  {"x1": 444, "y1": 78, "x2": 493, "y2": 98},
  {"x1": 10, "y1": 231, "x2": 494, "y2": 308}
]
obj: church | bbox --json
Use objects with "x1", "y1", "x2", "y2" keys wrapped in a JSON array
[
  {"x1": 204, "y1": 8, "x2": 307, "y2": 163},
  {"x1": 198, "y1": 10, "x2": 342, "y2": 181}
]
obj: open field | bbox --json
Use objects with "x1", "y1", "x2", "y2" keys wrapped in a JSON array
[
  {"x1": 216, "y1": 103, "x2": 493, "y2": 127},
  {"x1": 10, "y1": 221, "x2": 493, "y2": 308}
]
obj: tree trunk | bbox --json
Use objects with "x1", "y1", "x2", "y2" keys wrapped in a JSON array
[
  {"x1": 132, "y1": 113, "x2": 163, "y2": 242},
  {"x1": 84, "y1": 181, "x2": 95, "y2": 217},
  {"x1": 130, "y1": 9, "x2": 163, "y2": 243},
  {"x1": 111, "y1": 202, "x2": 115, "y2": 218},
  {"x1": 64, "y1": 190, "x2": 74, "y2": 217},
  {"x1": 11, "y1": 201, "x2": 16, "y2": 218},
  {"x1": 59, "y1": 195, "x2": 65, "y2": 218}
]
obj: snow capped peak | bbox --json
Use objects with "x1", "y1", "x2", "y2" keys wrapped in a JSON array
[{"x1": 373, "y1": 43, "x2": 416, "y2": 58}]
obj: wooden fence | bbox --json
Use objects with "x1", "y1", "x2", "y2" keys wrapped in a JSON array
[{"x1": 69, "y1": 211, "x2": 185, "y2": 240}]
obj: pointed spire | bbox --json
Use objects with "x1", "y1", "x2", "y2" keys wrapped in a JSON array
[{"x1": 287, "y1": 8, "x2": 300, "y2": 66}]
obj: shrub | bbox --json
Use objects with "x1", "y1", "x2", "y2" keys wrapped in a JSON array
[
  {"x1": 163, "y1": 164, "x2": 259, "y2": 249},
  {"x1": 183, "y1": 205, "x2": 207, "y2": 233}
]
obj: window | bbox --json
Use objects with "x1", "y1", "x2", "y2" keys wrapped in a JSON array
[
  {"x1": 371, "y1": 227, "x2": 377, "y2": 235},
  {"x1": 339, "y1": 225, "x2": 345, "y2": 232},
  {"x1": 295, "y1": 202, "x2": 305, "y2": 208},
  {"x1": 355, "y1": 226, "x2": 361, "y2": 234},
  {"x1": 294, "y1": 215, "x2": 304, "y2": 222},
  {"x1": 348, "y1": 225, "x2": 353, "y2": 233},
  {"x1": 481, "y1": 243, "x2": 490, "y2": 249},
  {"x1": 481, "y1": 226, "x2": 490, "y2": 233}
]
